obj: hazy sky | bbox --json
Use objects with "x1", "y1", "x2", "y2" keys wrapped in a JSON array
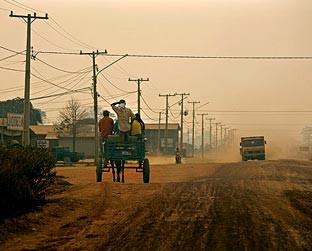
[{"x1": 1, "y1": 0, "x2": 312, "y2": 150}]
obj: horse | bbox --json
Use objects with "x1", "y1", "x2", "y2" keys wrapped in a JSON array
[{"x1": 111, "y1": 160, "x2": 125, "y2": 183}]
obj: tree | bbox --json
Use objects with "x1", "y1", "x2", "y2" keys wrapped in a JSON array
[
  {"x1": 57, "y1": 98, "x2": 87, "y2": 152},
  {"x1": 0, "y1": 97, "x2": 42, "y2": 125}
]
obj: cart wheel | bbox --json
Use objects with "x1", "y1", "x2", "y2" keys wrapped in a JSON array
[
  {"x1": 96, "y1": 158, "x2": 102, "y2": 182},
  {"x1": 143, "y1": 158, "x2": 150, "y2": 183}
]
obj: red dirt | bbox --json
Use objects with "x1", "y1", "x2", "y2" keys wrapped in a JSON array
[{"x1": 1, "y1": 158, "x2": 312, "y2": 250}]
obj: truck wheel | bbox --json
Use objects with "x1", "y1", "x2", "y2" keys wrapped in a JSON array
[
  {"x1": 143, "y1": 158, "x2": 150, "y2": 183},
  {"x1": 96, "y1": 158, "x2": 102, "y2": 182}
]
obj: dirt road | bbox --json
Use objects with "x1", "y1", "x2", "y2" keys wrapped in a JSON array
[{"x1": 1, "y1": 158, "x2": 312, "y2": 250}]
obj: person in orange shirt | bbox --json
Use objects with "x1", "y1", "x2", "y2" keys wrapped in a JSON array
[{"x1": 99, "y1": 110, "x2": 114, "y2": 141}]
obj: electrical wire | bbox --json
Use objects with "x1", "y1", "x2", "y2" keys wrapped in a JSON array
[
  {"x1": 49, "y1": 17, "x2": 97, "y2": 50},
  {"x1": 0, "y1": 45, "x2": 22, "y2": 54},
  {"x1": 0, "y1": 50, "x2": 25, "y2": 62},
  {"x1": 98, "y1": 72, "x2": 136, "y2": 94},
  {"x1": 107, "y1": 53, "x2": 312, "y2": 60},
  {"x1": 35, "y1": 57, "x2": 92, "y2": 74},
  {"x1": 10, "y1": 0, "x2": 44, "y2": 14},
  {"x1": 0, "y1": 6, "x2": 10, "y2": 11},
  {"x1": 30, "y1": 87, "x2": 90, "y2": 101},
  {"x1": 140, "y1": 94, "x2": 159, "y2": 114},
  {"x1": 3, "y1": 0, "x2": 30, "y2": 12},
  {"x1": 141, "y1": 108, "x2": 158, "y2": 121},
  {"x1": 35, "y1": 51, "x2": 312, "y2": 60},
  {"x1": 31, "y1": 68, "x2": 91, "y2": 96},
  {"x1": 32, "y1": 28, "x2": 74, "y2": 51},
  {"x1": 30, "y1": 72, "x2": 87, "y2": 92},
  {"x1": 0, "y1": 65, "x2": 24, "y2": 72}
]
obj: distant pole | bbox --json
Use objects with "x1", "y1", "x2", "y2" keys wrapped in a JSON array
[
  {"x1": 224, "y1": 127, "x2": 229, "y2": 146},
  {"x1": 207, "y1": 118, "x2": 215, "y2": 149},
  {"x1": 128, "y1": 78, "x2": 149, "y2": 114},
  {"x1": 188, "y1": 101, "x2": 200, "y2": 157},
  {"x1": 198, "y1": 113, "x2": 208, "y2": 158},
  {"x1": 159, "y1": 93, "x2": 176, "y2": 154},
  {"x1": 158, "y1": 112, "x2": 161, "y2": 152},
  {"x1": 214, "y1": 122, "x2": 221, "y2": 149},
  {"x1": 10, "y1": 11, "x2": 49, "y2": 146},
  {"x1": 175, "y1": 93, "x2": 190, "y2": 150},
  {"x1": 220, "y1": 125, "x2": 224, "y2": 147}
]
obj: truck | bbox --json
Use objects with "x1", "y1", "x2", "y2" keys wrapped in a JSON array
[
  {"x1": 51, "y1": 146, "x2": 84, "y2": 164},
  {"x1": 240, "y1": 136, "x2": 266, "y2": 161}
]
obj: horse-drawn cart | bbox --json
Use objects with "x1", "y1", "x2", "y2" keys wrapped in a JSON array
[{"x1": 96, "y1": 135, "x2": 150, "y2": 183}]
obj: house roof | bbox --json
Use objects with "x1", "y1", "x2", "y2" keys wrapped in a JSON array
[
  {"x1": 30, "y1": 125, "x2": 57, "y2": 135},
  {"x1": 145, "y1": 123, "x2": 180, "y2": 130}
]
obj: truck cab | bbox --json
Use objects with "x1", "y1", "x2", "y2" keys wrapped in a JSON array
[{"x1": 240, "y1": 136, "x2": 266, "y2": 161}]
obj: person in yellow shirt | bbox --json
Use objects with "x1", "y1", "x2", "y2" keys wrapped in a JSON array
[{"x1": 131, "y1": 113, "x2": 145, "y2": 140}]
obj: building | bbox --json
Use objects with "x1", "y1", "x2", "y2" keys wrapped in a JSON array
[
  {"x1": 1, "y1": 116, "x2": 181, "y2": 156},
  {"x1": 144, "y1": 123, "x2": 180, "y2": 154}
]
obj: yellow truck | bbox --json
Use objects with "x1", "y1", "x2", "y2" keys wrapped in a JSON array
[{"x1": 240, "y1": 136, "x2": 266, "y2": 161}]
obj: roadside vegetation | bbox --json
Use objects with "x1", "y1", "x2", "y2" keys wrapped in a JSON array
[{"x1": 0, "y1": 146, "x2": 56, "y2": 219}]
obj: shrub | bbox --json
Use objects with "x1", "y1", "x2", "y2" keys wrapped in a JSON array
[{"x1": 0, "y1": 146, "x2": 56, "y2": 217}]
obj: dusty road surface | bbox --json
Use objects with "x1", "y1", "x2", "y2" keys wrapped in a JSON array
[{"x1": 1, "y1": 158, "x2": 312, "y2": 250}]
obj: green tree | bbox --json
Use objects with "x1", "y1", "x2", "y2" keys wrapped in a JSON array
[
  {"x1": 0, "y1": 97, "x2": 42, "y2": 125},
  {"x1": 57, "y1": 98, "x2": 87, "y2": 152}
]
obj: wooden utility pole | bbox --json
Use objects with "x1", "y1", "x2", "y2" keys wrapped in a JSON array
[
  {"x1": 220, "y1": 124, "x2": 225, "y2": 147},
  {"x1": 128, "y1": 78, "x2": 149, "y2": 114},
  {"x1": 158, "y1": 112, "x2": 161, "y2": 152},
  {"x1": 214, "y1": 122, "x2": 221, "y2": 149},
  {"x1": 80, "y1": 50, "x2": 107, "y2": 165},
  {"x1": 175, "y1": 93, "x2": 190, "y2": 151},
  {"x1": 188, "y1": 101, "x2": 200, "y2": 157},
  {"x1": 198, "y1": 113, "x2": 208, "y2": 158},
  {"x1": 10, "y1": 11, "x2": 48, "y2": 146},
  {"x1": 207, "y1": 118, "x2": 215, "y2": 149},
  {"x1": 159, "y1": 93, "x2": 176, "y2": 154}
]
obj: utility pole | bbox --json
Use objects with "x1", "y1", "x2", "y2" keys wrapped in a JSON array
[
  {"x1": 207, "y1": 118, "x2": 215, "y2": 150},
  {"x1": 175, "y1": 93, "x2": 190, "y2": 151},
  {"x1": 159, "y1": 93, "x2": 176, "y2": 154},
  {"x1": 10, "y1": 11, "x2": 48, "y2": 146},
  {"x1": 80, "y1": 50, "x2": 107, "y2": 166},
  {"x1": 158, "y1": 112, "x2": 161, "y2": 152},
  {"x1": 128, "y1": 78, "x2": 149, "y2": 114},
  {"x1": 198, "y1": 113, "x2": 208, "y2": 158},
  {"x1": 224, "y1": 127, "x2": 229, "y2": 146},
  {"x1": 188, "y1": 101, "x2": 200, "y2": 157},
  {"x1": 220, "y1": 124, "x2": 225, "y2": 147},
  {"x1": 214, "y1": 122, "x2": 221, "y2": 149}
]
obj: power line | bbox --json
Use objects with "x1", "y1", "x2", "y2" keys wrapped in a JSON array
[
  {"x1": 0, "y1": 50, "x2": 25, "y2": 61},
  {"x1": 0, "y1": 45, "x2": 22, "y2": 54},
  {"x1": 106, "y1": 53, "x2": 312, "y2": 60},
  {"x1": 33, "y1": 51, "x2": 312, "y2": 60},
  {"x1": 35, "y1": 57, "x2": 92, "y2": 74},
  {"x1": 0, "y1": 65, "x2": 24, "y2": 72},
  {"x1": 141, "y1": 108, "x2": 158, "y2": 121},
  {"x1": 98, "y1": 72, "x2": 136, "y2": 94},
  {"x1": 49, "y1": 17, "x2": 97, "y2": 50},
  {"x1": 10, "y1": 0, "x2": 44, "y2": 13},
  {"x1": 3, "y1": 0, "x2": 30, "y2": 12},
  {"x1": 30, "y1": 87, "x2": 90, "y2": 101},
  {"x1": 141, "y1": 94, "x2": 158, "y2": 114},
  {"x1": 32, "y1": 27, "x2": 74, "y2": 51}
]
